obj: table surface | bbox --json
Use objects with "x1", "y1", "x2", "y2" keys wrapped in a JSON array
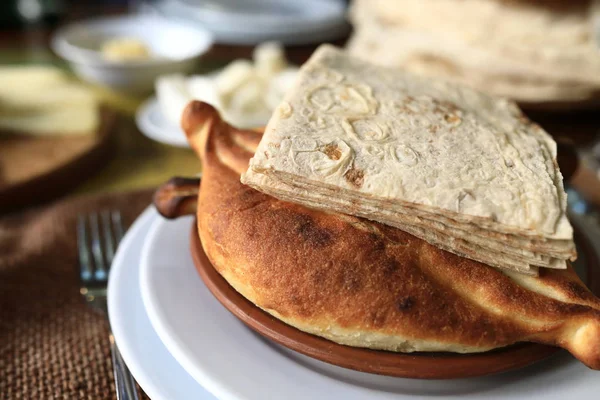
[{"x1": 0, "y1": 7, "x2": 331, "y2": 203}]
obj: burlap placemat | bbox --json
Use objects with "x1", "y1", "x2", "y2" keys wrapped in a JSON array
[{"x1": 0, "y1": 190, "x2": 154, "y2": 400}]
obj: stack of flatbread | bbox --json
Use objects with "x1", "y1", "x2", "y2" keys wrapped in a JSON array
[
  {"x1": 346, "y1": 0, "x2": 600, "y2": 105},
  {"x1": 242, "y1": 45, "x2": 577, "y2": 276}
]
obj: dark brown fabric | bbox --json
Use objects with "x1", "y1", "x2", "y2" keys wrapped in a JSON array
[{"x1": 0, "y1": 190, "x2": 153, "y2": 400}]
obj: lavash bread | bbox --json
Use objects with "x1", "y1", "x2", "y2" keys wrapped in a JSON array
[
  {"x1": 347, "y1": 0, "x2": 600, "y2": 105},
  {"x1": 179, "y1": 100, "x2": 600, "y2": 369},
  {"x1": 242, "y1": 45, "x2": 576, "y2": 275},
  {"x1": 347, "y1": 25, "x2": 600, "y2": 104}
]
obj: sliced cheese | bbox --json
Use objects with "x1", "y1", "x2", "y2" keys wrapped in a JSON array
[
  {"x1": 0, "y1": 106, "x2": 99, "y2": 136},
  {"x1": 0, "y1": 65, "x2": 99, "y2": 136}
]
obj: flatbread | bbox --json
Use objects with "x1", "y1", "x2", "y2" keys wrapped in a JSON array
[
  {"x1": 347, "y1": 26, "x2": 600, "y2": 103},
  {"x1": 251, "y1": 172, "x2": 571, "y2": 264},
  {"x1": 349, "y1": 0, "x2": 600, "y2": 86},
  {"x1": 242, "y1": 45, "x2": 575, "y2": 274}
]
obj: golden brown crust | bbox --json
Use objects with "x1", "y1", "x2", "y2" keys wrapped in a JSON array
[{"x1": 181, "y1": 100, "x2": 600, "y2": 369}]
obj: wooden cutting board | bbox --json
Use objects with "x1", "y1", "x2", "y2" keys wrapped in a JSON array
[{"x1": 0, "y1": 109, "x2": 115, "y2": 214}]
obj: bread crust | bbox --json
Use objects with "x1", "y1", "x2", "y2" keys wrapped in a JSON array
[{"x1": 181, "y1": 100, "x2": 600, "y2": 369}]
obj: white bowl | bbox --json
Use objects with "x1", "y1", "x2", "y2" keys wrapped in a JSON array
[{"x1": 51, "y1": 15, "x2": 213, "y2": 93}]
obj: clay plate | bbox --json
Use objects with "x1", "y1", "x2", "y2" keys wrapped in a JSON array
[{"x1": 190, "y1": 223, "x2": 600, "y2": 380}]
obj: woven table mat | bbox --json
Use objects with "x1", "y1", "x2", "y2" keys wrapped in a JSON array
[{"x1": 0, "y1": 190, "x2": 153, "y2": 400}]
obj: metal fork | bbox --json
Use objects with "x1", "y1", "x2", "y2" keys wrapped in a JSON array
[{"x1": 78, "y1": 211, "x2": 141, "y2": 400}]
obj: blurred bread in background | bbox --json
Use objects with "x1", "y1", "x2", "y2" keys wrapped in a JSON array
[{"x1": 347, "y1": 0, "x2": 600, "y2": 106}]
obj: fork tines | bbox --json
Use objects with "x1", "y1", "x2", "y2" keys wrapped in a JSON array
[{"x1": 78, "y1": 210, "x2": 124, "y2": 284}]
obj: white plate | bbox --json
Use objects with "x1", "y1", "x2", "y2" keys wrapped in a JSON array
[
  {"x1": 107, "y1": 208, "x2": 215, "y2": 399},
  {"x1": 136, "y1": 94, "x2": 269, "y2": 147},
  {"x1": 136, "y1": 96, "x2": 190, "y2": 148},
  {"x1": 139, "y1": 214, "x2": 600, "y2": 400},
  {"x1": 150, "y1": 0, "x2": 349, "y2": 45}
]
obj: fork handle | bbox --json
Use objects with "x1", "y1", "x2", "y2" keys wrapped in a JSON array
[{"x1": 110, "y1": 334, "x2": 141, "y2": 400}]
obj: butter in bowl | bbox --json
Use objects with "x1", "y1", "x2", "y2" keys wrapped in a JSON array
[{"x1": 51, "y1": 15, "x2": 213, "y2": 94}]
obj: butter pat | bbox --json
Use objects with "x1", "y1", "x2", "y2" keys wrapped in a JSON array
[{"x1": 101, "y1": 37, "x2": 152, "y2": 62}]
